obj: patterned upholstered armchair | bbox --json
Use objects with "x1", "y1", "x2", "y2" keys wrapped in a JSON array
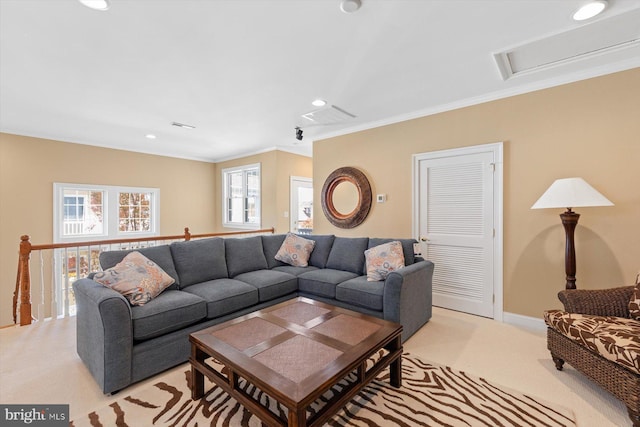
[{"x1": 544, "y1": 278, "x2": 640, "y2": 427}]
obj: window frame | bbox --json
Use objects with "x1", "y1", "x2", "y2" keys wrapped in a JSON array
[
  {"x1": 222, "y1": 163, "x2": 261, "y2": 229},
  {"x1": 53, "y1": 183, "x2": 160, "y2": 243}
]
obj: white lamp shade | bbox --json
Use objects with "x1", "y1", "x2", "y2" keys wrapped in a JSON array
[{"x1": 531, "y1": 177, "x2": 613, "y2": 209}]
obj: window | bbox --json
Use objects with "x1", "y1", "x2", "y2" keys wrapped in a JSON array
[
  {"x1": 222, "y1": 163, "x2": 261, "y2": 228},
  {"x1": 63, "y1": 196, "x2": 84, "y2": 221},
  {"x1": 52, "y1": 183, "x2": 160, "y2": 317},
  {"x1": 54, "y1": 183, "x2": 160, "y2": 242},
  {"x1": 119, "y1": 191, "x2": 152, "y2": 233},
  {"x1": 60, "y1": 189, "x2": 104, "y2": 236}
]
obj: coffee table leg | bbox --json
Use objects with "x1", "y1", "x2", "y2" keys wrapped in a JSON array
[
  {"x1": 388, "y1": 335, "x2": 402, "y2": 388},
  {"x1": 191, "y1": 347, "x2": 206, "y2": 400},
  {"x1": 288, "y1": 408, "x2": 306, "y2": 427}
]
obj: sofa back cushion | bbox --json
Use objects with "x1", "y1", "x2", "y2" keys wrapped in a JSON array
[
  {"x1": 368, "y1": 238, "x2": 417, "y2": 266},
  {"x1": 99, "y1": 245, "x2": 180, "y2": 289},
  {"x1": 629, "y1": 271, "x2": 640, "y2": 320},
  {"x1": 170, "y1": 238, "x2": 228, "y2": 288},
  {"x1": 325, "y1": 237, "x2": 368, "y2": 275},
  {"x1": 225, "y1": 236, "x2": 269, "y2": 277},
  {"x1": 262, "y1": 234, "x2": 288, "y2": 269},
  {"x1": 304, "y1": 235, "x2": 335, "y2": 268}
]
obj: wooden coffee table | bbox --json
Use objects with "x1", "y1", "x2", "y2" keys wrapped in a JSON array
[{"x1": 189, "y1": 297, "x2": 402, "y2": 427}]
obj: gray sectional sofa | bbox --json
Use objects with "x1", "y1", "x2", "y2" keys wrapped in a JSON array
[{"x1": 73, "y1": 234, "x2": 434, "y2": 394}]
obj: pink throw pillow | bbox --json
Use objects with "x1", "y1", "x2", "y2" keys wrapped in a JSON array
[
  {"x1": 274, "y1": 233, "x2": 316, "y2": 267},
  {"x1": 365, "y1": 241, "x2": 405, "y2": 281},
  {"x1": 94, "y1": 251, "x2": 175, "y2": 306}
]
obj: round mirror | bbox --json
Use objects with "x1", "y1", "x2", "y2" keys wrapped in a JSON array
[
  {"x1": 331, "y1": 180, "x2": 359, "y2": 215},
  {"x1": 321, "y1": 167, "x2": 372, "y2": 228}
]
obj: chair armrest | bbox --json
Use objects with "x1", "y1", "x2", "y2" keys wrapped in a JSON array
[{"x1": 557, "y1": 286, "x2": 634, "y2": 317}]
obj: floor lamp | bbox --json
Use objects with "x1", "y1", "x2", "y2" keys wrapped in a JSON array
[{"x1": 531, "y1": 177, "x2": 613, "y2": 289}]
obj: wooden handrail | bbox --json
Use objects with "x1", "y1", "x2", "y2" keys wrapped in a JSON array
[{"x1": 13, "y1": 227, "x2": 275, "y2": 325}]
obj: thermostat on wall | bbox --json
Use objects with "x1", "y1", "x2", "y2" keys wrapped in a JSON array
[{"x1": 376, "y1": 194, "x2": 386, "y2": 203}]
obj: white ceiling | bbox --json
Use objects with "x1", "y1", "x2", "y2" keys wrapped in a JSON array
[{"x1": 1, "y1": 0, "x2": 639, "y2": 163}]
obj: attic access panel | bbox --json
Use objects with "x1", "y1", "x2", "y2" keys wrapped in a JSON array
[{"x1": 301, "y1": 105, "x2": 356, "y2": 125}]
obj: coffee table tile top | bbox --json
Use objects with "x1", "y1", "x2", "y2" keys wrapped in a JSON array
[
  {"x1": 270, "y1": 301, "x2": 330, "y2": 325},
  {"x1": 312, "y1": 314, "x2": 382, "y2": 345},
  {"x1": 252, "y1": 335, "x2": 343, "y2": 383},
  {"x1": 210, "y1": 317, "x2": 286, "y2": 351}
]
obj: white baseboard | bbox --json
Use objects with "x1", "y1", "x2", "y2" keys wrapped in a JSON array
[{"x1": 503, "y1": 312, "x2": 546, "y2": 332}]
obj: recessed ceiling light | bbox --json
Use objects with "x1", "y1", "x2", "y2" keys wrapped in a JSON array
[
  {"x1": 78, "y1": 0, "x2": 110, "y2": 11},
  {"x1": 572, "y1": 0, "x2": 607, "y2": 21},
  {"x1": 340, "y1": 0, "x2": 362, "y2": 14},
  {"x1": 311, "y1": 99, "x2": 327, "y2": 107},
  {"x1": 145, "y1": 134, "x2": 157, "y2": 140}
]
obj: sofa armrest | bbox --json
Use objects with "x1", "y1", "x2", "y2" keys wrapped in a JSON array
[
  {"x1": 557, "y1": 286, "x2": 633, "y2": 318},
  {"x1": 383, "y1": 260, "x2": 434, "y2": 341},
  {"x1": 73, "y1": 278, "x2": 133, "y2": 394}
]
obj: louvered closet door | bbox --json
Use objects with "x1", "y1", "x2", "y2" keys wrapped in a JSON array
[{"x1": 418, "y1": 151, "x2": 495, "y2": 317}]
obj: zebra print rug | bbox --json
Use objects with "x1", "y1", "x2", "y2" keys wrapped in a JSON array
[{"x1": 72, "y1": 353, "x2": 575, "y2": 427}]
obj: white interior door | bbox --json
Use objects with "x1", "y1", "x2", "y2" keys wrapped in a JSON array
[
  {"x1": 414, "y1": 143, "x2": 503, "y2": 319},
  {"x1": 290, "y1": 177, "x2": 313, "y2": 234}
]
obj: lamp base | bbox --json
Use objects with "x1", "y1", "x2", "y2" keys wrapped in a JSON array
[{"x1": 560, "y1": 210, "x2": 580, "y2": 290}]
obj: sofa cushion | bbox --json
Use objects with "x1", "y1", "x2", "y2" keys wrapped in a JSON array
[
  {"x1": 325, "y1": 237, "x2": 369, "y2": 275},
  {"x1": 99, "y1": 245, "x2": 180, "y2": 289},
  {"x1": 368, "y1": 238, "x2": 417, "y2": 266},
  {"x1": 262, "y1": 234, "x2": 288, "y2": 269},
  {"x1": 275, "y1": 233, "x2": 316, "y2": 267},
  {"x1": 304, "y1": 235, "x2": 335, "y2": 268},
  {"x1": 170, "y1": 238, "x2": 228, "y2": 288},
  {"x1": 336, "y1": 276, "x2": 384, "y2": 311},
  {"x1": 629, "y1": 272, "x2": 640, "y2": 320},
  {"x1": 233, "y1": 270, "x2": 298, "y2": 302},
  {"x1": 131, "y1": 290, "x2": 207, "y2": 341},
  {"x1": 225, "y1": 236, "x2": 269, "y2": 277},
  {"x1": 94, "y1": 251, "x2": 175, "y2": 306},
  {"x1": 272, "y1": 265, "x2": 319, "y2": 276},
  {"x1": 365, "y1": 241, "x2": 405, "y2": 281},
  {"x1": 544, "y1": 309, "x2": 640, "y2": 374},
  {"x1": 182, "y1": 278, "x2": 259, "y2": 319},
  {"x1": 298, "y1": 269, "x2": 359, "y2": 298}
]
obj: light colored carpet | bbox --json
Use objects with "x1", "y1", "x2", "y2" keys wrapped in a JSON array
[
  {"x1": 70, "y1": 353, "x2": 575, "y2": 427},
  {"x1": 0, "y1": 308, "x2": 628, "y2": 426}
]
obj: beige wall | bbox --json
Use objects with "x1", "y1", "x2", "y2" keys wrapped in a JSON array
[
  {"x1": 313, "y1": 68, "x2": 640, "y2": 318},
  {"x1": 214, "y1": 150, "x2": 312, "y2": 234},
  {"x1": 0, "y1": 133, "x2": 218, "y2": 326},
  {"x1": 0, "y1": 132, "x2": 311, "y2": 326}
]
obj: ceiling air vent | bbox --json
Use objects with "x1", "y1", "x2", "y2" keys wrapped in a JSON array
[
  {"x1": 494, "y1": 8, "x2": 640, "y2": 80},
  {"x1": 301, "y1": 105, "x2": 356, "y2": 125}
]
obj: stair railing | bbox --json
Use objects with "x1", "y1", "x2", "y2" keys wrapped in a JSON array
[{"x1": 13, "y1": 227, "x2": 274, "y2": 326}]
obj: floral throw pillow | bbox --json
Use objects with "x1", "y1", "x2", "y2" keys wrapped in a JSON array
[
  {"x1": 365, "y1": 241, "x2": 405, "y2": 282},
  {"x1": 93, "y1": 251, "x2": 175, "y2": 306},
  {"x1": 275, "y1": 233, "x2": 316, "y2": 267},
  {"x1": 629, "y1": 271, "x2": 640, "y2": 320}
]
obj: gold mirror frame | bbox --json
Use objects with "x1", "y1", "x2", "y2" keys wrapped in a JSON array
[{"x1": 321, "y1": 167, "x2": 372, "y2": 229}]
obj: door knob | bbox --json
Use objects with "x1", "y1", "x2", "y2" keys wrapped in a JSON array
[{"x1": 420, "y1": 237, "x2": 430, "y2": 242}]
